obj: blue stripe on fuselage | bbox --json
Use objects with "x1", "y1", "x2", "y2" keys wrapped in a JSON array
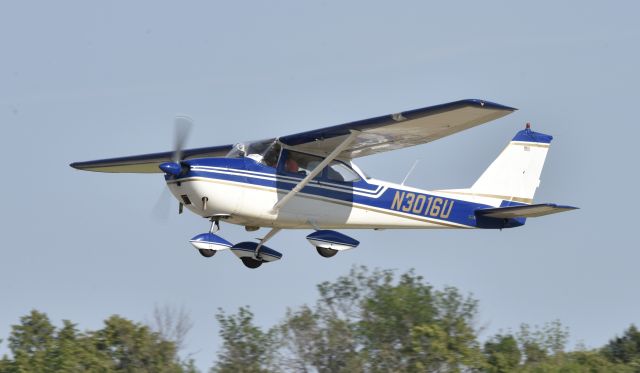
[{"x1": 177, "y1": 158, "x2": 523, "y2": 229}]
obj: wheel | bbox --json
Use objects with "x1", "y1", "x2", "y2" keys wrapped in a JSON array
[
  {"x1": 316, "y1": 247, "x2": 338, "y2": 258},
  {"x1": 241, "y1": 257, "x2": 263, "y2": 269},
  {"x1": 198, "y1": 249, "x2": 216, "y2": 258}
]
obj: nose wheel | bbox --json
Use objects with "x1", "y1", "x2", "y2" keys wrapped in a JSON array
[{"x1": 189, "y1": 215, "x2": 232, "y2": 258}]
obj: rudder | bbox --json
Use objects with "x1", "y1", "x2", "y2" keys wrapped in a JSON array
[{"x1": 470, "y1": 125, "x2": 552, "y2": 204}]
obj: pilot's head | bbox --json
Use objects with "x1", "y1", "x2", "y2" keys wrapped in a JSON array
[{"x1": 285, "y1": 158, "x2": 299, "y2": 173}]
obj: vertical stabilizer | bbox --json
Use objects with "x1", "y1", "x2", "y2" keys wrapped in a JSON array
[{"x1": 470, "y1": 125, "x2": 552, "y2": 204}]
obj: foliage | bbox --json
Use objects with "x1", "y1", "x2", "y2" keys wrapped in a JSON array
[
  {"x1": 484, "y1": 334, "x2": 521, "y2": 373},
  {"x1": 0, "y1": 310, "x2": 195, "y2": 373},
  {"x1": 213, "y1": 266, "x2": 640, "y2": 373},
  {"x1": 211, "y1": 307, "x2": 276, "y2": 373},
  {"x1": 214, "y1": 266, "x2": 485, "y2": 372},
  {"x1": 602, "y1": 324, "x2": 640, "y2": 369},
  {"x1": 3, "y1": 267, "x2": 640, "y2": 372}
]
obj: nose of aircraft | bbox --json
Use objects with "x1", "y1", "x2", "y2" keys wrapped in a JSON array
[{"x1": 159, "y1": 162, "x2": 183, "y2": 176}]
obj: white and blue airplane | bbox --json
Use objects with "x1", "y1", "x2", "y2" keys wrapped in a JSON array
[{"x1": 71, "y1": 99, "x2": 577, "y2": 269}]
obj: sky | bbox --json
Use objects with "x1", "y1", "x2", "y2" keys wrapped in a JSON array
[{"x1": 1, "y1": 0, "x2": 639, "y2": 370}]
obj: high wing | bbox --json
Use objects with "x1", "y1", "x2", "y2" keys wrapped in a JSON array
[
  {"x1": 475, "y1": 204, "x2": 579, "y2": 219},
  {"x1": 279, "y1": 99, "x2": 516, "y2": 158},
  {"x1": 70, "y1": 145, "x2": 232, "y2": 173},
  {"x1": 70, "y1": 99, "x2": 514, "y2": 173}
]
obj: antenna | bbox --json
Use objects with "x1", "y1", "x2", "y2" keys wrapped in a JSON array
[{"x1": 401, "y1": 160, "x2": 419, "y2": 186}]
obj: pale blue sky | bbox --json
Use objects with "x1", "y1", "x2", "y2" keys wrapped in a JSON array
[{"x1": 1, "y1": 1, "x2": 639, "y2": 370}]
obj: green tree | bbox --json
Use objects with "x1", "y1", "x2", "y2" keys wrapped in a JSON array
[
  {"x1": 602, "y1": 324, "x2": 640, "y2": 369},
  {"x1": 484, "y1": 334, "x2": 521, "y2": 373},
  {"x1": 516, "y1": 320, "x2": 569, "y2": 364},
  {"x1": 7, "y1": 310, "x2": 56, "y2": 372},
  {"x1": 91, "y1": 315, "x2": 185, "y2": 373},
  {"x1": 212, "y1": 307, "x2": 275, "y2": 373},
  {"x1": 0, "y1": 310, "x2": 193, "y2": 373},
  {"x1": 259, "y1": 266, "x2": 484, "y2": 372}
]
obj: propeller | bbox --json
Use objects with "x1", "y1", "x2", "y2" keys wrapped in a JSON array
[
  {"x1": 172, "y1": 115, "x2": 193, "y2": 163},
  {"x1": 153, "y1": 115, "x2": 194, "y2": 221},
  {"x1": 159, "y1": 115, "x2": 193, "y2": 176}
]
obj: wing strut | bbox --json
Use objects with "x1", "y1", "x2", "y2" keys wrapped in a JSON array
[{"x1": 271, "y1": 131, "x2": 359, "y2": 214}]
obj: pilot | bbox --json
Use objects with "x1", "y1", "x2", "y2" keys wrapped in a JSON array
[{"x1": 285, "y1": 158, "x2": 299, "y2": 173}]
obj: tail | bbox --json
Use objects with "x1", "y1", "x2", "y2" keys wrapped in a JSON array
[{"x1": 470, "y1": 124, "x2": 552, "y2": 204}]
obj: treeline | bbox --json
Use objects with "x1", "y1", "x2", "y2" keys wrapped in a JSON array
[
  {"x1": 212, "y1": 267, "x2": 640, "y2": 372},
  {"x1": 1, "y1": 267, "x2": 640, "y2": 372}
]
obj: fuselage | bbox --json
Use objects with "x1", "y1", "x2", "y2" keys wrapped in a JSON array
[{"x1": 166, "y1": 156, "x2": 525, "y2": 230}]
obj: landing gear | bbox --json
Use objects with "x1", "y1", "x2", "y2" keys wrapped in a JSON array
[
  {"x1": 241, "y1": 257, "x2": 263, "y2": 269},
  {"x1": 198, "y1": 249, "x2": 216, "y2": 257},
  {"x1": 316, "y1": 247, "x2": 338, "y2": 258},
  {"x1": 230, "y1": 240, "x2": 283, "y2": 269},
  {"x1": 189, "y1": 216, "x2": 232, "y2": 258}
]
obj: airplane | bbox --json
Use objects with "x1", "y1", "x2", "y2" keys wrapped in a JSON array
[{"x1": 70, "y1": 99, "x2": 578, "y2": 269}]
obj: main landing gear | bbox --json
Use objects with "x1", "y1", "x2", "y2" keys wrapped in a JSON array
[
  {"x1": 230, "y1": 228, "x2": 283, "y2": 269},
  {"x1": 306, "y1": 230, "x2": 360, "y2": 258},
  {"x1": 189, "y1": 218, "x2": 284, "y2": 269},
  {"x1": 189, "y1": 221, "x2": 361, "y2": 268}
]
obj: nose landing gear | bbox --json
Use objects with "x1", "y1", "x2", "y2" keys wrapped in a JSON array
[{"x1": 189, "y1": 216, "x2": 232, "y2": 258}]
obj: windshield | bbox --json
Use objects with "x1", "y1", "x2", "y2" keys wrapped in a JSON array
[{"x1": 226, "y1": 139, "x2": 281, "y2": 168}]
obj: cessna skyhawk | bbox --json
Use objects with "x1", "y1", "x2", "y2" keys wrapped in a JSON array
[{"x1": 71, "y1": 99, "x2": 577, "y2": 269}]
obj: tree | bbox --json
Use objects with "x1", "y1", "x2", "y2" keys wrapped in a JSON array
[
  {"x1": 91, "y1": 315, "x2": 186, "y2": 373},
  {"x1": 603, "y1": 324, "x2": 640, "y2": 367},
  {"x1": 212, "y1": 307, "x2": 275, "y2": 373},
  {"x1": 149, "y1": 304, "x2": 194, "y2": 354},
  {"x1": 0, "y1": 311, "x2": 195, "y2": 373},
  {"x1": 250, "y1": 266, "x2": 484, "y2": 373},
  {"x1": 484, "y1": 334, "x2": 521, "y2": 373},
  {"x1": 516, "y1": 320, "x2": 569, "y2": 364},
  {"x1": 7, "y1": 310, "x2": 55, "y2": 372}
]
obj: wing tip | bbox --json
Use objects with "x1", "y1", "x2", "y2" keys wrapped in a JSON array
[
  {"x1": 69, "y1": 162, "x2": 83, "y2": 170},
  {"x1": 463, "y1": 99, "x2": 518, "y2": 112}
]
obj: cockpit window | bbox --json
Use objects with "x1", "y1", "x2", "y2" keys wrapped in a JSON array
[
  {"x1": 279, "y1": 150, "x2": 361, "y2": 182},
  {"x1": 226, "y1": 139, "x2": 281, "y2": 168},
  {"x1": 282, "y1": 151, "x2": 322, "y2": 176},
  {"x1": 327, "y1": 161, "x2": 361, "y2": 182}
]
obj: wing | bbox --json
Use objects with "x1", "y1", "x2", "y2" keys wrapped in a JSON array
[
  {"x1": 475, "y1": 203, "x2": 579, "y2": 218},
  {"x1": 70, "y1": 145, "x2": 232, "y2": 173},
  {"x1": 279, "y1": 99, "x2": 516, "y2": 158}
]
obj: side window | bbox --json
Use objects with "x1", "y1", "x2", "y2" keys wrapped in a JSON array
[
  {"x1": 282, "y1": 151, "x2": 323, "y2": 177},
  {"x1": 326, "y1": 161, "x2": 360, "y2": 182}
]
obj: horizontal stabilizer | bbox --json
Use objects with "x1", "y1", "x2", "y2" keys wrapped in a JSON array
[{"x1": 475, "y1": 203, "x2": 578, "y2": 219}]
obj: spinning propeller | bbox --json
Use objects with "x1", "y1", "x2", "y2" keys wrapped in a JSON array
[
  {"x1": 153, "y1": 115, "x2": 194, "y2": 220},
  {"x1": 159, "y1": 115, "x2": 193, "y2": 176}
]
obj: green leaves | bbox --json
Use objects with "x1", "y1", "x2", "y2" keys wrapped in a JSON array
[
  {"x1": 213, "y1": 266, "x2": 484, "y2": 373},
  {"x1": 3, "y1": 268, "x2": 640, "y2": 372},
  {"x1": 212, "y1": 307, "x2": 276, "y2": 373},
  {"x1": 1, "y1": 311, "x2": 190, "y2": 373}
]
